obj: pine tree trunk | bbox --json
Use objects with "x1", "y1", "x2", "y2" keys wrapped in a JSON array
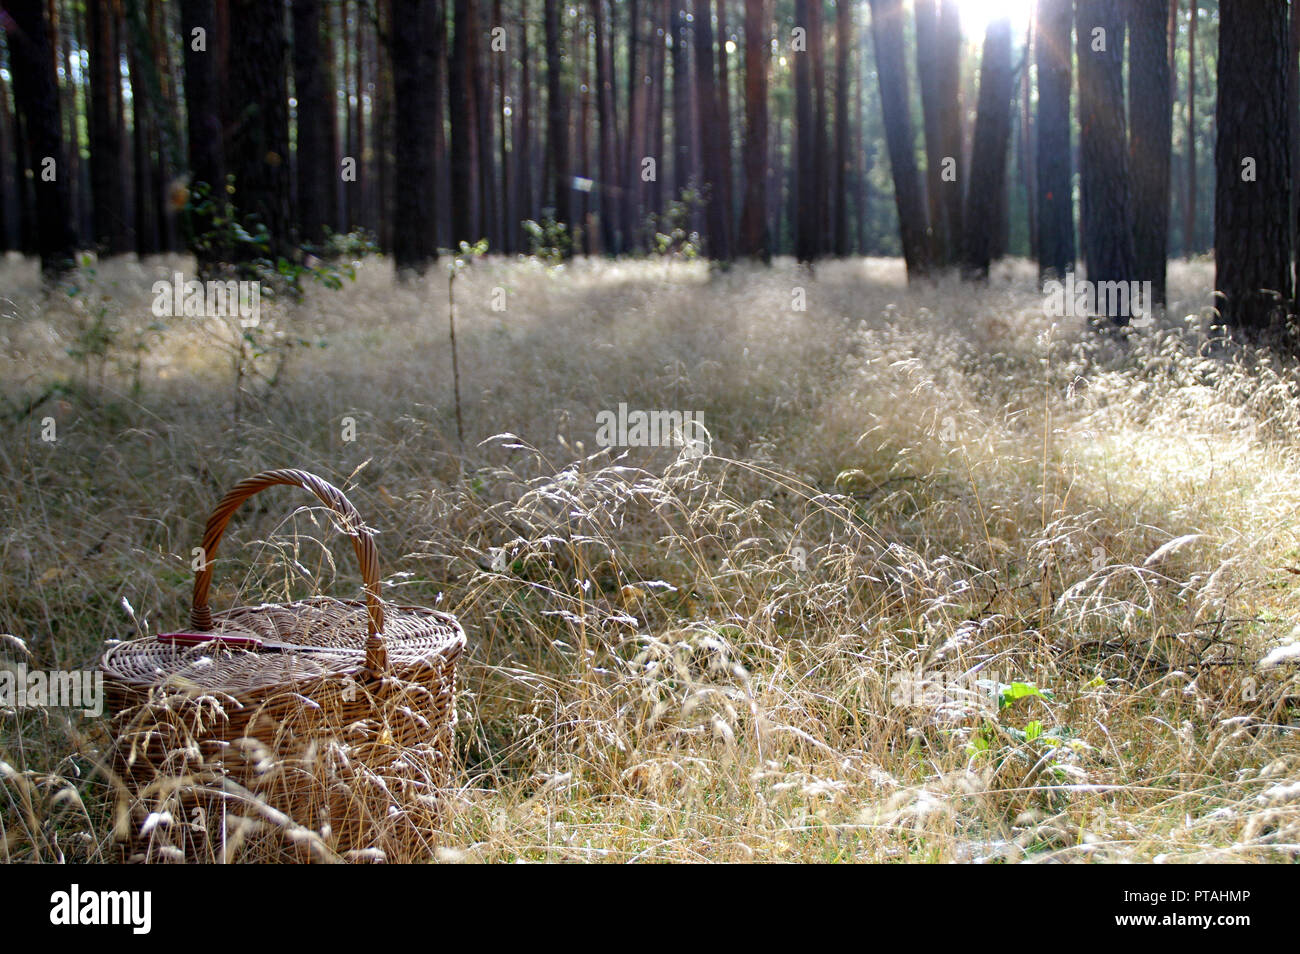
[
  {"x1": 914, "y1": 0, "x2": 947, "y2": 265},
  {"x1": 935, "y1": 0, "x2": 963, "y2": 260},
  {"x1": 1076, "y1": 0, "x2": 1136, "y2": 314},
  {"x1": 1035, "y1": 0, "x2": 1073, "y2": 282},
  {"x1": 391, "y1": 0, "x2": 439, "y2": 273},
  {"x1": 89, "y1": 0, "x2": 127, "y2": 254},
  {"x1": 1215, "y1": 0, "x2": 1292, "y2": 337},
  {"x1": 694, "y1": 0, "x2": 730, "y2": 259},
  {"x1": 7, "y1": 0, "x2": 77, "y2": 275},
  {"x1": 1128, "y1": 0, "x2": 1172, "y2": 305},
  {"x1": 292, "y1": 0, "x2": 332, "y2": 246},
  {"x1": 809, "y1": 0, "x2": 827, "y2": 253},
  {"x1": 739, "y1": 0, "x2": 769, "y2": 261},
  {"x1": 867, "y1": 0, "x2": 929, "y2": 279},
  {"x1": 716, "y1": 0, "x2": 734, "y2": 253},
  {"x1": 671, "y1": 0, "x2": 692, "y2": 200},
  {"x1": 592, "y1": 0, "x2": 619, "y2": 252},
  {"x1": 495, "y1": 0, "x2": 512, "y2": 252},
  {"x1": 1184, "y1": 0, "x2": 1196, "y2": 254},
  {"x1": 832, "y1": 0, "x2": 849, "y2": 256},
  {"x1": 451, "y1": 0, "x2": 481, "y2": 244},
  {"x1": 473, "y1": 1, "x2": 497, "y2": 248},
  {"x1": 793, "y1": 0, "x2": 815, "y2": 262},
  {"x1": 544, "y1": 0, "x2": 572, "y2": 246},
  {"x1": 961, "y1": 18, "x2": 1013, "y2": 281},
  {"x1": 516, "y1": 0, "x2": 535, "y2": 242},
  {"x1": 227, "y1": 0, "x2": 292, "y2": 261},
  {"x1": 180, "y1": 0, "x2": 225, "y2": 266}
]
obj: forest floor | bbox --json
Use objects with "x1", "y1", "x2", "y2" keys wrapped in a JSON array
[{"x1": 2, "y1": 252, "x2": 1299, "y2": 862}]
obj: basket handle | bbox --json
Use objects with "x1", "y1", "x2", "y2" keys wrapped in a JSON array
[{"x1": 189, "y1": 469, "x2": 388, "y2": 674}]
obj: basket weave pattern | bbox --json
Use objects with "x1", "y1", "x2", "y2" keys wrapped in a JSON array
[{"x1": 100, "y1": 469, "x2": 465, "y2": 859}]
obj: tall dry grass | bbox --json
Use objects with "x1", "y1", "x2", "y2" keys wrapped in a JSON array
[{"x1": 1, "y1": 251, "x2": 1298, "y2": 862}]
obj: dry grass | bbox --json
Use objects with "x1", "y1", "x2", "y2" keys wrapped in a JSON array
[{"x1": 1, "y1": 250, "x2": 1299, "y2": 862}]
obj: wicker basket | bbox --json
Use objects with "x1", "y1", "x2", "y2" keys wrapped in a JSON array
[{"x1": 100, "y1": 469, "x2": 465, "y2": 861}]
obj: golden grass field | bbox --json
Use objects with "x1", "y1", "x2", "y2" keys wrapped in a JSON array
[{"x1": 2, "y1": 251, "x2": 1299, "y2": 862}]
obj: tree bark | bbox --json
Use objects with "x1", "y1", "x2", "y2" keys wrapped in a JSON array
[
  {"x1": 1128, "y1": 0, "x2": 1172, "y2": 305},
  {"x1": 832, "y1": 0, "x2": 850, "y2": 256},
  {"x1": 544, "y1": 0, "x2": 571, "y2": 246},
  {"x1": 451, "y1": 0, "x2": 481, "y2": 244},
  {"x1": 227, "y1": 0, "x2": 292, "y2": 261},
  {"x1": 88, "y1": 0, "x2": 126, "y2": 254},
  {"x1": 914, "y1": 0, "x2": 947, "y2": 264},
  {"x1": 1215, "y1": 0, "x2": 1292, "y2": 336},
  {"x1": 1076, "y1": 0, "x2": 1136, "y2": 315},
  {"x1": 180, "y1": 0, "x2": 225, "y2": 266},
  {"x1": 1184, "y1": 0, "x2": 1197, "y2": 254},
  {"x1": 1035, "y1": 0, "x2": 1074, "y2": 282},
  {"x1": 671, "y1": 0, "x2": 693, "y2": 201},
  {"x1": 739, "y1": 0, "x2": 770, "y2": 260},
  {"x1": 592, "y1": 0, "x2": 619, "y2": 252},
  {"x1": 793, "y1": 0, "x2": 815, "y2": 262},
  {"x1": 962, "y1": 18, "x2": 1013, "y2": 281},
  {"x1": 391, "y1": 0, "x2": 439, "y2": 273},
  {"x1": 516, "y1": 0, "x2": 535, "y2": 240},
  {"x1": 694, "y1": 0, "x2": 731, "y2": 259},
  {"x1": 868, "y1": 0, "x2": 929, "y2": 280},
  {"x1": 7, "y1": 0, "x2": 77, "y2": 276},
  {"x1": 292, "y1": 0, "x2": 334, "y2": 246}
]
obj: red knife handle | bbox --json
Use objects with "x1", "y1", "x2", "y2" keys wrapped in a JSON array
[{"x1": 157, "y1": 631, "x2": 263, "y2": 650}]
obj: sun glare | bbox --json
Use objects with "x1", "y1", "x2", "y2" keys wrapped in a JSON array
[{"x1": 956, "y1": 0, "x2": 1035, "y2": 37}]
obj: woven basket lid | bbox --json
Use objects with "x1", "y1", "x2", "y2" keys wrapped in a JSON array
[
  {"x1": 100, "y1": 470, "x2": 465, "y2": 699},
  {"x1": 102, "y1": 599, "x2": 463, "y2": 695}
]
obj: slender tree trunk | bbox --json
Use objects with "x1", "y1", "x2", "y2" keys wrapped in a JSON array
[
  {"x1": 89, "y1": 0, "x2": 127, "y2": 253},
  {"x1": 592, "y1": 0, "x2": 619, "y2": 252},
  {"x1": 694, "y1": 0, "x2": 730, "y2": 259},
  {"x1": 6, "y1": 0, "x2": 76, "y2": 275},
  {"x1": 227, "y1": 0, "x2": 292, "y2": 260},
  {"x1": 832, "y1": 0, "x2": 849, "y2": 256},
  {"x1": 1076, "y1": 0, "x2": 1136, "y2": 316},
  {"x1": 577, "y1": 16, "x2": 592, "y2": 253},
  {"x1": 180, "y1": 0, "x2": 225, "y2": 266},
  {"x1": 1184, "y1": 0, "x2": 1196, "y2": 254},
  {"x1": 914, "y1": 0, "x2": 947, "y2": 264},
  {"x1": 1129, "y1": 0, "x2": 1172, "y2": 305},
  {"x1": 1018, "y1": 14, "x2": 1036, "y2": 260},
  {"x1": 868, "y1": 0, "x2": 929, "y2": 279},
  {"x1": 391, "y1": 0, "x2": 439, "y2": 273},
  {"x1": 809, "y1": 0, "x2": 827, "y2": 253},
  {"x1": 544, "y1": 0, "x2": 572, "y2": 245},
  {"x1": 374, "y1": 0, "x2": 393, "y2": 250},
  {"x1": 292, "y1": 0, "x2": 332, "y2": 246},
  {"x1": 495, "y1": 0, "x2": 512, "y2": 252},
  {"x1": 0, "y1": 44, "x2": 12, "y2": 251},
  {"x1": 624, "y1": 0, "x2": 641, "y2": 248},
  {"x1": 935, "y1": 0, "x2": 963, "y2": 260},
  {"x1": 739, "y1": 0, "x2": 769, "y2": 260},
  {"x1": 855, "y1": 7, "x2": 869, "y2": 254},
  {"x1": 649, "y1": 0, "x2": 667, "y2": 226},
  {"x1": 1035, "y1": 0, "x2": 1074, "y2": 282},
  {"x1": 473, "y1": 0, "x2": 497, "y2": 248},
  {"x1": 671, "y1": 0, "x2": 692, "y2": 200},
  {"x1": 1290, "y1": 0, "x2": 1300, "y2": 271},
  {"x1": 516, "y1": 0, "x2": 534, "y2": 242},
  {"x1": 433, "y1": 0, "x2": 451, "y2": 246},
  {"x1": 1215, "y1": 0, "x2": 1291, "y2": 337},
  {"x1": 716, "y1": 0, "x2": 734, "y2": 252},
  {"x1": 962, "y1": 18, "x2": 1013, "y2": 280},
  {"x1": 793, "y1": 0, "x2": 815, "y2": 262},
  {"x1": 451, "y1": 0, "x2": 481, "y2": 244}
]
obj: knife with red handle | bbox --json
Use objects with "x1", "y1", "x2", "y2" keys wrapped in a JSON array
[{"x1": 156, "y1": 632, "x2": 347, "y2": 654}]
